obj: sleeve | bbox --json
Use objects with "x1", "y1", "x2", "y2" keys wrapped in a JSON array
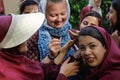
[
  {"x1": 56, "y1": 73, "x2": 68, "y2": 80},
  {"x1": 41, "y1": 60, "x2": 61, "y2": 80}
]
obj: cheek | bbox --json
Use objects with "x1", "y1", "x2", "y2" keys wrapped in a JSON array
[
  {"x1": 63, "y1": 14, "x2": 68, "y2": 20},
  {"x1": 47, "y1": 16, "x2": 55, "y2": 23},
  {"x1": 109, "y1": 15, "x2": 117, "y2": 26},
  {"x1": 96, "y1": 47, "x2": 106, "y2": 64}
]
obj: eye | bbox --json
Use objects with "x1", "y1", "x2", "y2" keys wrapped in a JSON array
[
  {"x1": 82, "y1": 21, "x2": 88, "y2": 25},
  {"x1": 89, "y1": 44, "x2": 96, "y2": 49},
  {"x1": 79, "y1": 46, "x2": 86, "y2": 51},
  {"x1": 61, "y1": 12, "x2": 65, "y2": 15},
  {"x1": 50, "y1": 14, "x2": 56, "y2": 17}
]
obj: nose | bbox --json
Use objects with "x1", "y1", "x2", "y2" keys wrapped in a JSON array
[
  {"x1": 84, "y1": 48, "x2": 91, "y2": 56},
  {"x1": 56, "y1": 15, "x2": 62, "y2": 21}
]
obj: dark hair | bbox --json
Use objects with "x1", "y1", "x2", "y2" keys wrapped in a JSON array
[
  {"x1": 112, "y1": 0, "x2": 120, "y2": 31},
  {"x1": 78, "y1": 26, "x2": 105, "y2": 47},
  {"x1": 19, "y1": 0, "x2": 39, "y2": 14},
  {"x1": 80, "y1": 11, "x2": 104, "y2": 27}
]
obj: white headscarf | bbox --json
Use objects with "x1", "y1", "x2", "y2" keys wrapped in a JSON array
[
  {"x1": 88, "y1": 0, "x2": 102, "y2": 16},
  {"x1": 39, "y1": 0, "x2": 70, "y2": 27}
]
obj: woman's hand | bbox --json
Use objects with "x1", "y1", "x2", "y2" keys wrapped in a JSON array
[
  {"x1": 54, "y1": 40, "x2": 75, "y2": 64},
  {"x1": 69, "y1": 29, "x2": 80, "y2": 40},
  {"x1": 112, "y1": 30, "x2": 120, "y2": 47},
  {"x1": 59, "y1": 57, "x2": 79, "y2": 77},
  {"x1": 69, "y1": 29, "x2": 80, "y2": 48},
  {"x1": 49, "y1": 38, "x2": 61, "y2": 57},
  {"x1": 73, "y1": 50, "x2": 81, "y2": 60}
]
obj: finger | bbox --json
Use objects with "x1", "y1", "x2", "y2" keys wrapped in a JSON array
[
  {"x1": 69, "y1": 30, "x2": 78, "y2": 36},
  {"x1": 63, "y1": 40, "x2": 75, "y2": 49},
  {"x1": 64, "y1": 57, "x2": 70, "y2": 63}
]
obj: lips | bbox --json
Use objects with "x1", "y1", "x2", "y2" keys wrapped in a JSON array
[{"x1": 86, "y1": 57, "x2": 94, "y2": 63}]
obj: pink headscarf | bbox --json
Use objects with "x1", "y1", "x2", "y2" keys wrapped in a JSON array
[{"x1": 85, "y1": 26, "x2": 120, "y2": 80}]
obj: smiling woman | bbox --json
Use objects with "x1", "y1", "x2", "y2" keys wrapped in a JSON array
[
  {"x1": 72, "y1": 26, "x2": 120, "y2": 80},
  {"x1": 38, "y1": 0, "x2": 75, "y2": 60}
]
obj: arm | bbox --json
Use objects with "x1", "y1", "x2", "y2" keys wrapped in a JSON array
[
  {"x1": 112, "y1": 30, "x2": 120, "y2": 48},
  {"x1": 42, "y1": 38, "x2": 76, "y2": 64}
]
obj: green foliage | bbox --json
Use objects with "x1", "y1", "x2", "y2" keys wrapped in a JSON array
[
  {"x1": 69, "y1": 0, "x2": 88, "y2": 29},
  {"x1": 69, "y1": 0, "x2": 112, "y2": 29}
]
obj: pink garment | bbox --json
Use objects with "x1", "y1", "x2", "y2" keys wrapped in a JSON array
[
  {"x1": 0, "y1": 48, "x2": 67, "y2": 80},
  {"x1": 85, "y1": 27, "x2": 120, "y2": 80}
]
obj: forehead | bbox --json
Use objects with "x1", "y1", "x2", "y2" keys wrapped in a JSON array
[
  {"x1": 46, "y1": 1, "x2": 66, "y2": 8},
  {"x1": 79, "y1": 36, "x2": 100, "y2": 45},
  {"x1": 83, "y1": 16, "x2": 99, "y2": 24},
  {"x1": 46, "y1": 1, "x2": 67, "y2": 12},
  {"x1": 24, "y1": 5, "x2": 38, "y2": 9}
]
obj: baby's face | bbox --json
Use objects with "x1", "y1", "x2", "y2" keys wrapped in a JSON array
[{"x1": 46, "y1": 1, "x2": 67, "y2": 28}]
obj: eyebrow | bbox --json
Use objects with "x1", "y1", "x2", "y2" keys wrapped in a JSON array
[{"x1": 79, "y1": 42, "x2": 95, "y2": 46}]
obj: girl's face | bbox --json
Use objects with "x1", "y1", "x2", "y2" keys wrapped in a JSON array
[
  {"x1": 107, "y1": 4, "x2": 117, "y2": 27},
  {"x1": 46, "y1": 2, "x2": 67, "y2": 28},
  {"x1": 94, "y1": 0, "x2": 102, "y2": 7},
  {"x1": 22, "y1": 5, "x2": 39, "y2": 14},
  {"x1": 80, "y1": 16, "x2": 99, "y2": 30},
  {"x1": 79, "y1": 36, "x2": 106, "y2": 67}
]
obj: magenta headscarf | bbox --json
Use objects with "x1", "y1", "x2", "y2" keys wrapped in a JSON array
[{"x1": 84, "y1": 26, "x2": 120, "y2": 80}]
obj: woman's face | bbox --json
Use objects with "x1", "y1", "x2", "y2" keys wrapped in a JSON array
[
  {"x1": 80, "y1": 16, "x2": 99, "y2": 30},
  {"x1": 17, "y1": 42, "x2": 28, "y2": 53},
  {"x1": 46, "y1": 2, "x2": 67, "y2": 28},
  {"x1": 107, "y1": 4, "x2": 117, "y2": 27},
  {"x1": 94, "y1": 0, "x2": 102, "y2": 7},
  {"x1": 79, "y1": 36, "x2": 106, "y2": 67},
  {"x1": 22, "y1": 5, "x2": 39, "y2": 14}
]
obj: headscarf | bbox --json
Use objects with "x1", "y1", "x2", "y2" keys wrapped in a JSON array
[
  {"x1": 38, "y1": 0, "x2": 74, "y2": 60},
  {"x1": 39, "y1": 0, "x2": 70, "y2": 24},
  {"x1": 88, "y1": 0, "x2": 102, "y2": 16},
  {"x1": 83, "y1": 26, "x2": 120, "y2": 80}
]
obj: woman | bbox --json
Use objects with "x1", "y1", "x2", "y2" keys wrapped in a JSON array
[
  {"x1": 73, "y1": 26, "x2": 120, "y2": 80},
  {"x1": 79, "y1": 11, "x2": 104, "y2": 30},
  {"x1": 107, "y1": 0, "x2": 120, "y2": 48},
  {"x1": 0, "y1": 13, "x2": 79, "y2": 80},
  {"x1": 80, "y1": 0, "x2": 102, "y2": 22},
  {"x1": 38, "y1": 0, "x2": 74, "y2": 60},
  {"x1": 69, "y1": 11, "x2": 104, "y2": 48}
]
